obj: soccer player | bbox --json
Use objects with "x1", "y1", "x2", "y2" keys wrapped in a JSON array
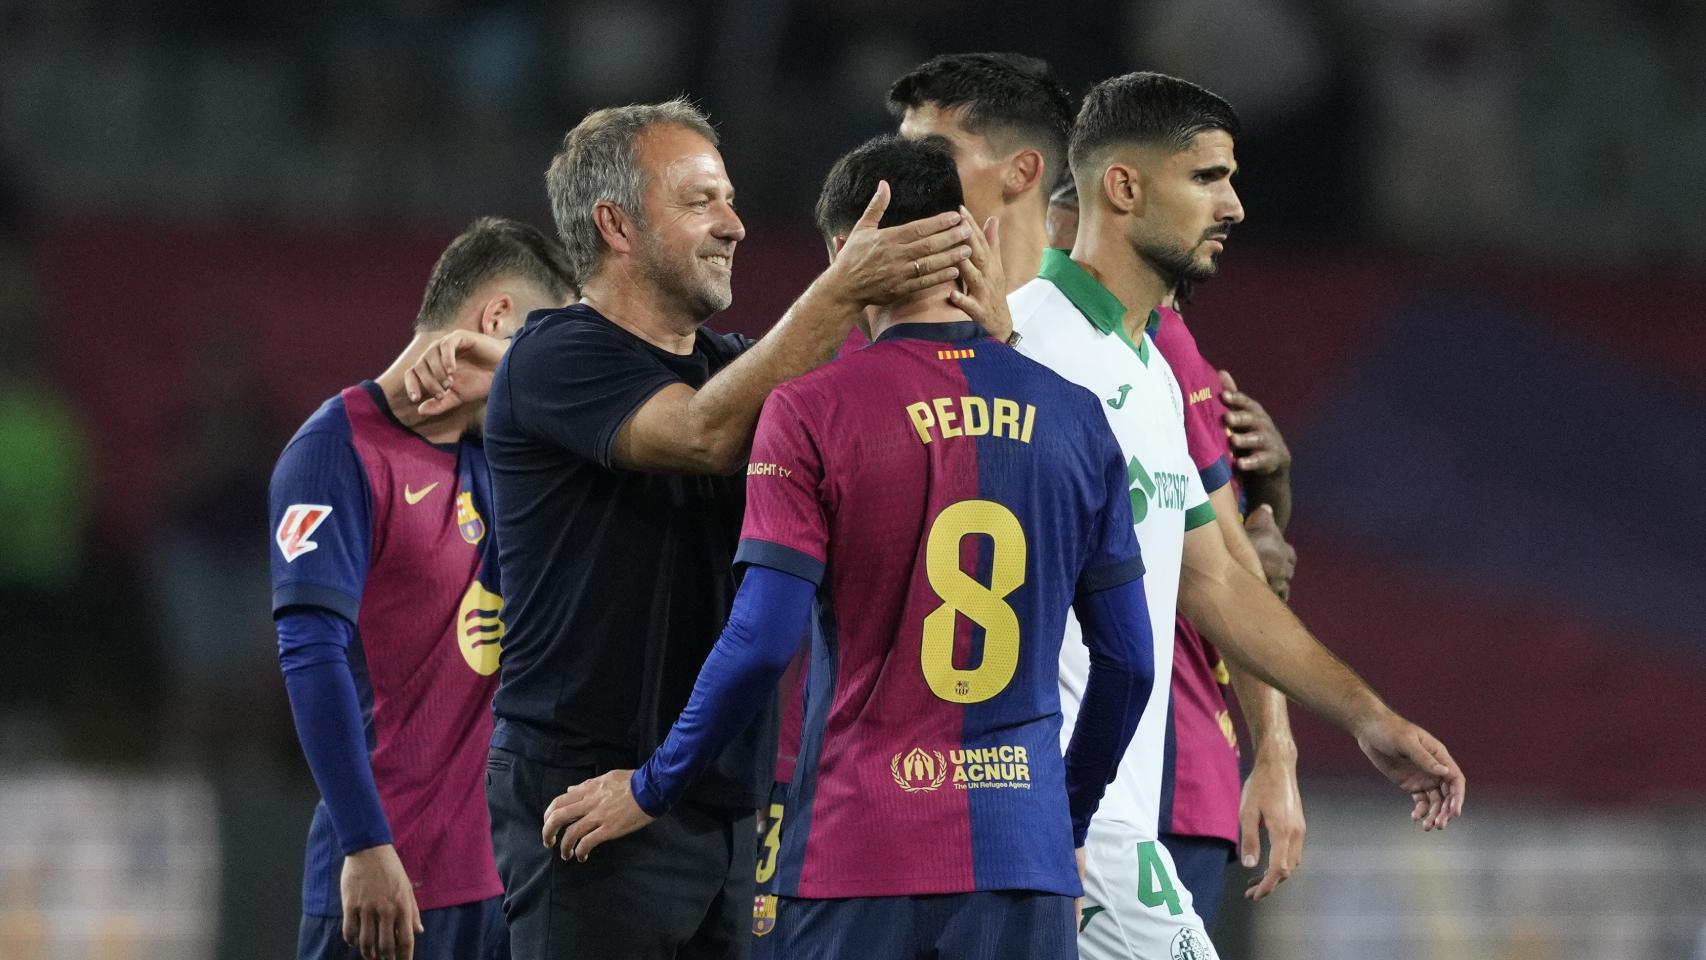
[
  {"x1": 1012, "y1": 71, "x2": 1465, "y2": 959},
  {"x1": 892, "y1": 52, "x2": 1309, "y2": 920},
  {"x1": 461, "y1": 100, "x2": 994, "y2": 960},
  {"x1": 1059, "y1": 173, "x2": 1308, "y2": 921},
  {"x1": 541, "y1": 134, "x2": 1154, "y2": 960},
  {"x1": 268, "y1": 218, "x2": 575, "y2": 960}
]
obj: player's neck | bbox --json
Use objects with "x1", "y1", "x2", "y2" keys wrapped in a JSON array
[
  {"x1": 579, "y1": 268, "x2": 704, "y2": 356},
  {"x1": 374, "y1": 333, "x2": 479, "y2": 444},
  {"x1": 1071, "y1": 227, "x2": 1170, "y2": 343},
  {"x1": 866, "y1": 285, "x2": 968, "y2": 341},
  {"x1": 997, "y1": 199, "x2": 1048, "y2": 294}
]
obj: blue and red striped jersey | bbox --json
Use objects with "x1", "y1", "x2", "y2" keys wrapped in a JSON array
[{"x1": 736, "y1": 321, "x2": 1143, "y2": 899}]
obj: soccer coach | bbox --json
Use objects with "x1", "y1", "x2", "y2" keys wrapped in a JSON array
[{"x1": 475, "y1": 99, "x2": 990, "y2": 960}]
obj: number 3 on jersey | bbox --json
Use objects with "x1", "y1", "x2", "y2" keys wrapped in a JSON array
[{"x1": 920, "y1": 499, "x2": 1026, "y2": 704}]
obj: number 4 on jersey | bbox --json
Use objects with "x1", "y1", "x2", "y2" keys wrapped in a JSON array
[{"x1": 1137, "y1": 840, "x2": 1183, "y2": 916}]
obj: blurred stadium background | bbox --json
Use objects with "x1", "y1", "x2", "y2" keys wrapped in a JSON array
[{"x1": 2, "y1": 0, "x2": 1704, "y2": 957}]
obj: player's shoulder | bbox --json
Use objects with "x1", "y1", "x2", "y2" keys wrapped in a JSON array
[
  {"x1": 1008, "y1": 276, "x2": 1063, "y2": 334},
  {"x1": 278, "y1": 388, "x2": 359, "y2": 461}
]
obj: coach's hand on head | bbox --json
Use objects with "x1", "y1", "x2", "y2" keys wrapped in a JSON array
[
  {"x1": 341, "y1": 843, "x2": 423, "y2": 960},
  {"x1": 541, "y1": 769, "x2": 655, "y2": 862},
  {"x1": 820, "y1": 180, "x2": 973, "y2": 307}
]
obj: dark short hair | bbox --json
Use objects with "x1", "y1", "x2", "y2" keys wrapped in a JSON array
[
  {"x1": 815, "y1": 135, "x2": 965, "y2": 241},
  {"x1": 415, "y1": 217, "x2": 577, "y2": 331},
  {"x1": 1069, "y1": 72, "x2": 1241, "y2": 176},
  {"x1": 887, "y1": 53, "x2": 1074, "y2": 192}
]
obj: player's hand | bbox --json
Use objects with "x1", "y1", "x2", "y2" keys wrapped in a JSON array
[
  {"x1": 1243, "y1": 505, "x2": 1296, "y2": 601},
  {"x1": 1238, "y1": 751, "x2": 1306, "y2": 901},
  {"x1": 541, "y1": 769, "x2": 656, "y2": 862},
  {"x1": 1219, "y1": 370, "x2": 1291, "y2": 476},
  {"x1": 403, "y1": 330, "x2": 509, "y2": 417},
  {"x1": 825, "y1": 181, "x2": 971, "y2": 307},
  {"x1": 947, "y1": 209, "x2": 1012, "y2": 342},
  {"x1": 1353, "y1": 711, "x2": 1466, "y2": 831},
  {"x1": 1074, "y1": 845, "x2": 1087, "y2": 931},
  {"x1": 340, "y1": 843, "x2": 423, "y2": 960}
]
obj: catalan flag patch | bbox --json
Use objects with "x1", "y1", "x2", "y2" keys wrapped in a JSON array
[{"x1": 936, "y1": 348, "x2": 976, "y2": 360}]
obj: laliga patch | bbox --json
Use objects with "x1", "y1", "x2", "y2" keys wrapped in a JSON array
[{"x1": 276, "y1": 504, "x2": 333, "y2": 563}]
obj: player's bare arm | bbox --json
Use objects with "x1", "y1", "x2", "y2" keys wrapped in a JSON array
[
  {"x1": 1219, "y1": 369, "x2": 1292, "y2": 528},
  {"x1": 341, "y1": 843, "x2": 423, "y2": 960},
  {"x1": 610, "y1": 185, "x2": 972, "y2": 474},
  {"x1": 400, "y1": 329, "x2": 511, "y2": 418},
  {"x1": 1177, "y1": 523, "x2": 1466, "y2": 830},
  {"x1": 1207, "y1": 482, "x2": 1307, "y2": 899}
]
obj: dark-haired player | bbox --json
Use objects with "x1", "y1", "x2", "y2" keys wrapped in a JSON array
[
  {"x1": 1015, "y1": 71, "x2": 1465, "y2": 960},
  {"x1": 542, "y1": 134, "x2": 1156, "y2": 960},
  {"x1": 893, "y1": 53, "x2": 1310, "y2": 926},
  {"x1": 889, "y1": 52, "x2": 1077, "y2": 293},
  {"x1": 269, "y1": 217, "x2": 575, "y2": 960}
]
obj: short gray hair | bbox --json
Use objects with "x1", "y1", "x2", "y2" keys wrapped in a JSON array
[{"x1": 545, "y1": 98, "x2": 719, "y2": 286}]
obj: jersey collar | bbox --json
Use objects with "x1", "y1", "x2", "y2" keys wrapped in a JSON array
[
  {"x1": 874, "y1": 320, "x2": 986, "y2": 343},
  {"x1": 1036, "y1": 249, "x2": 1157, "y2": 365}
]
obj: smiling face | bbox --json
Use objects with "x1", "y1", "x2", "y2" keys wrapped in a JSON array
[
  {"x1": 1125, "y1": 129, "x2": 1244, "y2": 284},
  {"x1": 632, "y1": 123, "x2": 745, "y2": 319}
]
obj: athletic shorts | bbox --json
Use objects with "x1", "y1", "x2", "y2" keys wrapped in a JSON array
[
  {"x1": 775, "y1": 890, "x2": 1074, "y2": 960},
  {"x1": 485, "y1": 746, "x2": 754, "y2": 960},
  {"x1": 297, "y1": 896, "x2": 507, "y2": 960},
  {"x1": 1160, "y1": 834, "x2": 1236, "y2": 931},
  {"x1": 1078, "y1": 822, "x2": 1220, "y2": 960}
]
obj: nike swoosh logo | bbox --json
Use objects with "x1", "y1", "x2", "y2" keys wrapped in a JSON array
[{"x1": 403, "y1": 482, "x2": 440, "y2": 505}]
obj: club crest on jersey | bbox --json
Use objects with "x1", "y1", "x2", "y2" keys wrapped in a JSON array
[
  {"x1": 455, "y1": 491, "x2": 486, "y2": 544},
  {"x1": 890, "y1": 748, "x2": 948, "y2": 793},
  {"x1": 275, "y1": 504, "x2": 332, "y2": 563},
  {"x1": 752, "y1": 894, "x2": 777, "y2": 937},
  {"x1": 1171, "y1": 928, "x2": 1212, "y2": 960}
]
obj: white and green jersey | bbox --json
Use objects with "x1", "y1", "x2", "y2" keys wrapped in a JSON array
[{"x1": 1012, "y1": 249, "x2": 1216, "y2": 837}]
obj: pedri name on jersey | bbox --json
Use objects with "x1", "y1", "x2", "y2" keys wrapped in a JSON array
[{"x1": 905, "y1": 395, "x2": 1038, "y2": 446}]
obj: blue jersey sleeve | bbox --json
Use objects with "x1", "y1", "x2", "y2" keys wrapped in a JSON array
[
  {"x1": 500, "y1": 316, "x2": 688, "y2": 469},
  {"x1": 629, "y1": 565, "x2": 815, "y2": 816},
  {"x1": 278, "y1": 607, "x2": 392, "y2": 854},
  {"x1": 1064, "y1": 578, "x2": 1156, "y2": 846},
  {"x1": 1077, "y1": 415, "x2": 1145, "y2": 599},
  {"x1": 269, "y1": 428, "x2": 373, "y2": 621}
]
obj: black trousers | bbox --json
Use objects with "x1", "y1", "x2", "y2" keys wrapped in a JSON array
[{"x1": 486, "y1": 746, "x2": 755, "y2": 960}]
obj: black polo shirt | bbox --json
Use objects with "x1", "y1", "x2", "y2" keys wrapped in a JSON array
[{"x1": 485, "y1": 303, "x2": 773, "y2": 809}]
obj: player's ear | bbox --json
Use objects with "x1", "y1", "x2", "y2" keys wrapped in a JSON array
[
  {"x1": 1101, "y1": 162, "x2": 1140, "y2": 215},
  {"x1": 479, "y1": 294, "x2": 513, "y2": 336},
  {"x1": 593, "y1": 201, "x2": 636, "y2": 255},
  {"x1": 827, "y1": 234, "x2": 848, "y2": 265},
  {"x1": 1003, "y1": 148, "x2": 1045, "y2": 200}
]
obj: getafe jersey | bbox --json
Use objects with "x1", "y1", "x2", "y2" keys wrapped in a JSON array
[
  {"x1": 1152, "y1": 306, "x2": 1243, "y2": 846},
  {"x1": 737, "y1": 321, "x2": 1144, "y2": 899},
  {"x1": 1012, "y1": 251, "x2": 1215, "y2": 838},
  {"x1": 268, "y1": 381, "x2": 504, "y2": 914}
]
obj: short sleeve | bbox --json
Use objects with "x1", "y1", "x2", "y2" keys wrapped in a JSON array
[
  {"x1": 1182, "y1": 455, "x2": 1216, "y2": 530},
  {"x1": 502, "y1": 317, "x2": 684, "y2": 468},
  {"x1": 1153, "y1": 308, "x2": 1232, "y2": 494},
  {"x1": 269, "y1": 430, "x2": 373, "y2": 621},
  {"x1": 733, "y1": 389, "x2": 829, "y2": 586},
  {"x1": 1077, "y1": 414, "x2": 1146, "y2": 599}
]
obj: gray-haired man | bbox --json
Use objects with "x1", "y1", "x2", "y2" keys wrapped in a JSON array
[{"x1": 453, "y1": 99, "x2": 997, "y2": 960}]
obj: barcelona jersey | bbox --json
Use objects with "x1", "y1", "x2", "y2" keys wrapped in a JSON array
[
  {"x1": 736, "y1": 321, "x2": 1143, "y2": 899},
  {"x1": 268, "y1": 381, "x2": 504, "y2": 915}
]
